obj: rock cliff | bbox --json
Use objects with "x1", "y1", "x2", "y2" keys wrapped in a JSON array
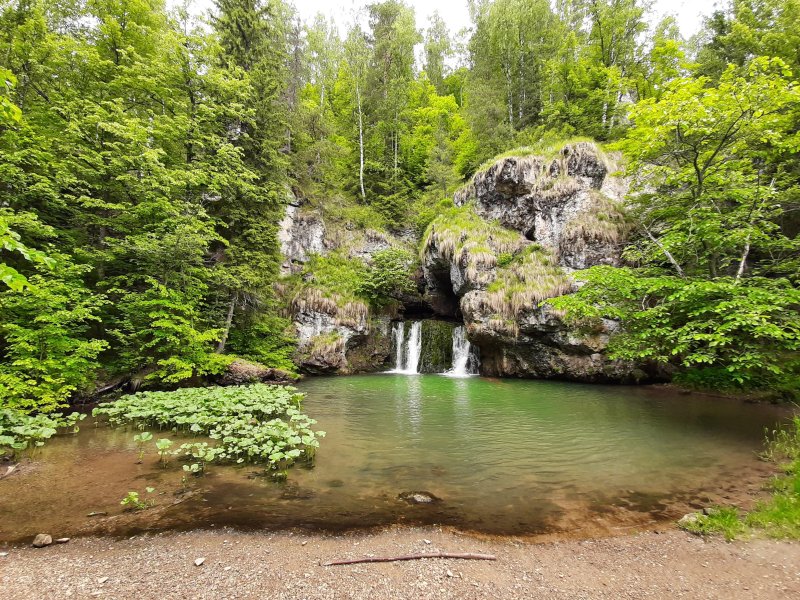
[
  {"x1": 277, "y1": 197, "x2": 396, "y2": 374},
  {"x1": 423, "y1": 142, "x2": 648, "y2": 382}
]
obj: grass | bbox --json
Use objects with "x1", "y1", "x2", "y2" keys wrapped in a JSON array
[
  {"x1": 483, "y1": 246, "x2": 573, "y2": 334},
  {"x1": 422, "y1": 205, "x2": 573, "y2": 336},
  {"x1": 421, "y1": 204, "x2": 525, "y2": 268},
  {"x1": 560, "y1": 190, "x2": 629, "y2": 253},
  {"x1": 679, "y1": 415, "x2": 800, "y2": 540},
  {"x1": 680, "y1": 507, "x2": 745, "y2": 541},
  {"x1": 473, "y1": 136, "x2": 604, "y2": 175}
]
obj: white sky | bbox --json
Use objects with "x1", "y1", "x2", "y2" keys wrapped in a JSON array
[
  {"x1": 291, "y1": 0, "x2": 724, "y2": 38},
  {"x1": 183, "y1": 0, "x2": 727, "y2": 39}
]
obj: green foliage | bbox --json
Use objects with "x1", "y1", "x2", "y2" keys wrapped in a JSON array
[
  {"x1": 93, "y1": 384, "x2": 324, "y2": 473},
  {"x1": 0, "y1": 410, "x2": 85, "y2": 456},
  {"x1": 155, "y1": 437, "x2": 173, "y2": 466},
  {"x1": 615, "y1": 57, "x2": 800, "y2": 280},
  {"x1": 111, "y1": 280, "x2": 232, "y2": 385},
  {"x1": 133, "y1": 431, "x2": 153, "y2": 463},
  {"x1": 679, "y1": 507, "x2": 745, "y2": 541},
  {"x1": 0, "y1": 260, "x2": 108, "y2": 413},
  {"x1": 120, "y1": 487, "x2": 155, "y2": 511},
  {"x1": 551, "y1": 268, "x2": 800, "y2": 392},
  {"x1": 227, "y1": 314, "x2": 298, "y2": 374},
  {"x1": 357, "y1": 248, "x2": 416, "y2": 307}
]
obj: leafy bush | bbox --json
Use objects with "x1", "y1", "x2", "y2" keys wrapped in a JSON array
[
  {"x1": 93, "y1": 384, "x2": 324, "y2": 472},
  {"x1": 0, "y1": 261, "x2": 108, "y2": 413},
  {"x1": 357, "y1": 248, "x2": 416, "y2": 306},
  {"x1": 111, "y1": 280, "x2": 232, "y2": 385},
  {"x1": 227, "y1": 314, "x2": 298, "y2": 375},
  {"x1": 550, "y1": 267, "x2": 800, "y2": 393}
]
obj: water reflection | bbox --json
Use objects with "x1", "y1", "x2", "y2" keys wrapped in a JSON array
[{"x1": 0, "y1": 375, "x2": 791, "y2": 542}]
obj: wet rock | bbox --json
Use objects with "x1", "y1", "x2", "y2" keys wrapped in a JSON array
[
  {"x1": 399, "y1": 491, "x2": 442, "y2": 505},
  {"x1": 216, "y1": 359, "x2": 298, "y2": 386},
  {"x1": 32, "y1": 534, "x2": 52, "y2": 548}
]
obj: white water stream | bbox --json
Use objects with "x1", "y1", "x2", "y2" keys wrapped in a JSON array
[
  {"x1": 445, "y1": 325, "x2": 478, "y2": 377},
  {"x1": 390, "y1": 321, "x2": 478, "y2": 376},
  {"x1": 389, "y1": 321, "x2": 423, "y2": 374}
]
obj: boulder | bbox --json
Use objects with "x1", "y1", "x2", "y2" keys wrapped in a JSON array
[
  {"x1": 32, "y1": 534, "x2": 52, "y2": 548},
  {"x1": 217, "y1": 359, "x2": 298, "y2": 386}
]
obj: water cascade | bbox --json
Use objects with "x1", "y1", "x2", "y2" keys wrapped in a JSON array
[
  {"x1": 447, "y1": 325, "x2": 479, "y2": 377},
  {"x1": 390, "y1": 320, "x2": 480, "y2": 375},
  {"x1": 390, "y1": 321, "x2": 422, "y2": 374}
]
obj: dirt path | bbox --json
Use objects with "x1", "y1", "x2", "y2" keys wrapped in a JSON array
[{"x1": 2, "y1": 526, "x2": 799, "y2": 599}]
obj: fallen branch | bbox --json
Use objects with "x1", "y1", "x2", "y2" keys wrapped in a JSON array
[{"x1": 321, "y1": 552, "x2": 497, "y2": 566}]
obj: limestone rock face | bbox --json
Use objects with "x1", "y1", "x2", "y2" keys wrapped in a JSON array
[
  {"x1": 278, "y1": 199, "x2": 326, "y2": 275},
  {"x1": 278, "y1": 195, "x2": 399, "y2": 374},
  {"x1": 287, "y1": 286, "x2": 393, "y2": 375},
  {"x1": 455, "y1": 142, "x2": 627, "y2": 270},
  {"x1": 424, "y1": 142, "x2": 655, "y2": 383}
]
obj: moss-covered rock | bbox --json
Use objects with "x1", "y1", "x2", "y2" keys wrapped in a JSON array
[{"x1": 419, "y1": 320, "x2": 454, "y2": 374}]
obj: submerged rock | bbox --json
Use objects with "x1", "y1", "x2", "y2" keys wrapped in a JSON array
[{"x1": 399, "y1": 491, "x2": 442, "y2": 505}]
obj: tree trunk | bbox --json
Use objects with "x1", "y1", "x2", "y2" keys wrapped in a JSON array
[
  {"x1": 216, "y1": 296, "x2": 236, "y2": 354},
  {"x1": 642, "y1": 223, "x2": 684, "y2": 278},
  {"x1": 356, "y1": 80, "x2": 365, "y2": 201}
]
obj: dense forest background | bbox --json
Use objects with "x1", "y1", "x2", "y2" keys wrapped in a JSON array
[{"x1": 0, "y1": 0, "x2": 798, "y2": 414}]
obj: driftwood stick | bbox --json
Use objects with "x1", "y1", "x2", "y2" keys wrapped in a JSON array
[{"x1": 322, "y1": 552, "x2": 497, "y2": 566}]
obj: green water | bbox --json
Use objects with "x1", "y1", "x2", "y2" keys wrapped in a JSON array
[{"x1": 0, "y1": 375, "x2": 789, "y2": 541}]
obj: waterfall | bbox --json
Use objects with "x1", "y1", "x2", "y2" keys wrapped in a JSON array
[
  {"x1": 405, "y1": 321, "x2": 422, "y2": 373},
  {"x1": 389, "y1": 320, "x2": 478, "y2": 376},
  {"x1": 390, "y1": 321, "x2": 422, "y2": 374},
  {"x1": 391, "y1": 321, "x2": 405, "y2": 371},
  {"x1": 446, "y1": 325, "x2": 479, "y2": 377}
]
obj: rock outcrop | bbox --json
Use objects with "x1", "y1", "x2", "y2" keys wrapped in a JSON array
[
  {"x1": 279, "y1": 196, "x2": 397, "y2": 374},
  {"x1": 278, "y1": 198, "x2": 327, "y2": 275},
  {"x1": 454, "y1": 141, "x2": 628, "y2": 270},
  {"x1": 424, "y1": 142, "x2": 649, "y2": 382}
]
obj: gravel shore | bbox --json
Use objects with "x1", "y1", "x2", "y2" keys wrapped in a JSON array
[{"x1": 2, "y1": 526, "x2": 799, "y2": 599}]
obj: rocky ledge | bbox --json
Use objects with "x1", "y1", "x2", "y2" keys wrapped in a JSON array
[{"x1": 423, "y1": 142, "x2": 653, "y2": 382}]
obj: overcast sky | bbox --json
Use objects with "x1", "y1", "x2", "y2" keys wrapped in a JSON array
[
  {"x1": 291, "y1": 0, "x2": 723, "y2": 38},
  {"x1": 184, "y1": 0, "x2": 727, "y2": 39}
]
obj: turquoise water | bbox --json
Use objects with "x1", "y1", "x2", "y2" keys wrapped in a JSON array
[{"x1": 0, "y1": 375, "x2": 788, "y2": 541}]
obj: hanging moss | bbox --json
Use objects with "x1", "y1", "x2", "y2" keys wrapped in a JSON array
[{"x1": 419, "y1": 320, "x2": 455, "y2": 374}]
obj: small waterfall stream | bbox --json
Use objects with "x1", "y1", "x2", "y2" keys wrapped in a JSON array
[
  {"x1": 389, "y1": 321, "x2": 422, "y2": 374},
  {"x1": 390, "y1": 320, "x2": 479, "y2": 376},
  {"x1": 446, "y1": 325, "x2": 479, "y2": 377}
]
